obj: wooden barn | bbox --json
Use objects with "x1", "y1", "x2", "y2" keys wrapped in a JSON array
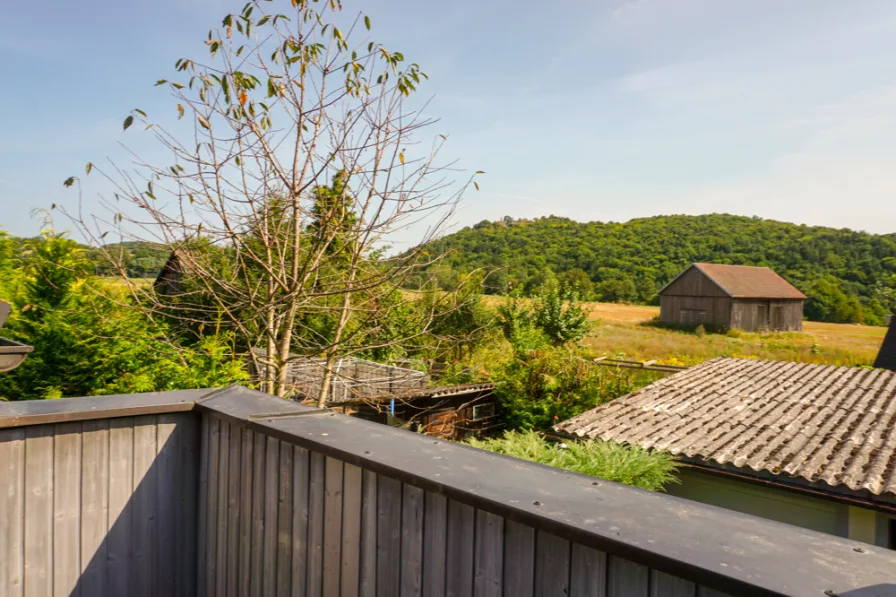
[
  {"x1": 875, "y1": 316, "x2": 896, "y2": 371},
  {"x1": 659, "y1": 263, "x2": 806, "y2": 332}
]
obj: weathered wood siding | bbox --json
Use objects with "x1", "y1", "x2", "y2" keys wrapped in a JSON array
[
  {"x1": 198, "y1": 413, "x2": 733, "y2": 597},
  {"x1": 730, "y1": 299, "x2": 803, "y2": 332},
  {"x1": 663, "y1": 267, "x2": 730, "y2": 298},
  {"x1": 0, "y1": 414, "x2": 200, "y2": 597},
  {"x1": 659, "y1": 295, "x2": 732, "y2": 328}
]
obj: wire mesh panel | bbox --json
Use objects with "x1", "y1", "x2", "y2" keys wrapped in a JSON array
[{"x1": 253, "y1": 352, "x2": 428, "y2": 403}]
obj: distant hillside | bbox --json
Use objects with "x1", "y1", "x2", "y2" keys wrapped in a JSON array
[
  {"x1": 411, "y1": 214, "x2": 896, "y2": 325},
  {"x1": 5, "y1": 235, "x2": 169, "y2": 279}
]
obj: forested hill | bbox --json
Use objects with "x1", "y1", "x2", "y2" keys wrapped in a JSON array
[{"x1": 412, "y1": 214, "x2": 896, "y2": 325}]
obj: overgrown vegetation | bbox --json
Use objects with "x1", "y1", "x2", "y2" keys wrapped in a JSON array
[
  {"x1": 410, "y1": 214, "x2": 896, "y2": 325},
  {"x1": 467, "y1": 431, "x2": 679, "y2": 492}
]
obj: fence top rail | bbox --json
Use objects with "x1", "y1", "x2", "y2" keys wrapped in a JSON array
[
  {"x1": 0, "y1": 387, "x2": 212, "y2": 428},
  {"x1": 1, "y1": 385, "x2": 895, "y2": 596}
]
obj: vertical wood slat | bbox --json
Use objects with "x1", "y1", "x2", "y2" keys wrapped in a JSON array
[
  {"x1": 155, "y1": 417, "x2": 177, "y2": 597},
  {"x1": 204, "y1": 417, "x2": 220, "y2": 597},
  {"x1": 277, "y1": 441, "x2": 294, "y2": 597},
  {"x1": 24, "y1": 426, "x2": 53, "y2": 597},
  {"x1": 263, "y1": 436, "x2": 280, "y2": 597},
  {"x1": 197, "y1": 415, "x2": 211, "y2": 597},
  {"x1": 239, "y1": 429, "x2": 255, "y2": 597},
  {"x1": 608, "y1": 556, "x2": 649, "y2": 597},
  {"x1": 250, "y1": 428, "x2": 267, "y2": 597},
  {"x1": 570, "y1": 544, "x2": 606, "y2": 597},
  {"x1": 292, "y1": 446, "x2": 311, "y2": 597},
  {"x1": 307, "y1": 452, "x2": 326, "y2": 597},
  {"x1": 651, "y1": 571, "x2": 696, "y2": 597},
  {"x1": 376, "y1": 476, "x2": 402, "y2": 597},
  {"x1": 131, "y1": 416, "x2": 158, "y2": 597},
  {"x1": 179, "y1": 414, "x2": 201, "y2": 597},
  {"x1": 80, "y1": 420, "x2": 109, "y2": 597},
  {"x1": 401, "y1": 485, "x2": 424, "y2": 597},
  {"x1": 446, "y1": 500, "x2": 475, "y2": 597},
  {"x1": 422, "y1": 492, "x2": 447, "y2": 597},
  {"x1": 227, "y1": 426, "x2": 242, "y2": 597},
  {"x1": 108, "y1": 419, "x2": 134, "y2": 597},
  {"x1": 323, "y1": 457, "x2": 345, "y2": 597},
  {"x1": 534, "y1": 531, "x2": 570, "y2": 597},
  {"x1": 0, "y1": 428, "x2": 25, "y2": 597},
  {"x1": 358, "y1": 469, "x2": 377, "y2": 597},
  {"x1": 473, "y1": 510, "x2": 502, "y2": 597},
  {"x1": 503, "y1": 521, "x2": 534, "y2": 597},
  {"x1": 341, "y1": 463, "x2": 363, "y2": 597},
  {"x1": 216, "y1": 421, "x2": 231, "y2": 597},
  {"x1": 53, "y1": 423, "x2": 82, "y2": 597}
]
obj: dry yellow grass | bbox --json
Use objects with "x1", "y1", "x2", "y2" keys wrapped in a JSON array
[{"x1": 482, "y1": 296, "x2": 886, "y2": 367}]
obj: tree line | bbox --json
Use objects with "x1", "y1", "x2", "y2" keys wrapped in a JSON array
[{"x1": 409, "y1": 214, "x2": 896, "y2": 325}]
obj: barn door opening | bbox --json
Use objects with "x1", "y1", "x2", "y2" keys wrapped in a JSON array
[
  {"x1": 756, "y1": 304, "x2": 769, "y2": 330},
  {"x1": 770, "y1": 305, "x2": 784, "y2": 331}
]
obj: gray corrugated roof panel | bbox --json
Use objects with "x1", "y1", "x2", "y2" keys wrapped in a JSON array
[{"x1": 555, "y1": 357, "x2": 896, "y2": 497}]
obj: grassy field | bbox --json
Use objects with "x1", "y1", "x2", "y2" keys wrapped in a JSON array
[{"x1": 483, "y1": 297, "x2": 886, "y2": 367}]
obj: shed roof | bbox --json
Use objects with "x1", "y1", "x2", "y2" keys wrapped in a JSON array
[
  {"x1": 555, "y1": 357, "x2": 896, "y2": 497},
  {"x1": 661, "y1": 263, "x2": 807, "y2": 299},
  {"x1": 335, "y1": 382, "x2": 496, "y2": 406},
  {"x1": 874, "y1": 317, "x2": 896, "y2": 371}
]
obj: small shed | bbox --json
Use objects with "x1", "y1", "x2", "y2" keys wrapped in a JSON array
[
  {"x1": 658, "y1": 263, "x2": 806, "y2": 332},
  {"x1": 874, "y1": 316, "x2": 896, "y2": 371}
]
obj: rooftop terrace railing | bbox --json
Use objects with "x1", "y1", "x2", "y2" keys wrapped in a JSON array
[{"x1": 0, "y1": 385, "x2": 894, "y2": 597}]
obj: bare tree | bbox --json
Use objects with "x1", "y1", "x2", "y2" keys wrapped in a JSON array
[{"x1": 64, "y1": 0, "x2": 482, "y2": 404}]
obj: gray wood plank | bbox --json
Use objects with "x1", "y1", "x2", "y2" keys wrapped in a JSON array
[
  {"x1": 79, "y1": 420, "x2": 109, "y2": 597},
  {"x1": 445, "y1": 499, "x2": 474, "y2": 597},
  {"x1": 358, "y1": 469, "x2": 377, "y2": 597},
  {"x1": 53, "y1": 423, "x2": 82, "y2": 597},
  {"x1": 651, "y1": 571, "x2": 696, "y2": 597},
  {"x1": 263, "y1": 435, "x2": 280, "y2": 597},
  {"x1": 216, "y1": 420, "x2": 231, "y2": 597},
  {"x1": 197, "y1": 415, "x2": 211, "y2": 597},
  {"x1": 376, "y1": 475, "x2": 402, "y2": 597},
  {"x1": 697, "y1": 588, "x2": 733, "y2": 597},
  {"x1": 239, "y1": 428, "x2": 254, "y2": 597},
  {"x1": 422, "y1": 492, "x2": 447, "y2": 597},
  {"x1": 306, "y1": 451, "x2": 325, "y2": 597},
  {"x1": 401, "y1": 484, "x2": 425, "y2": 597},
  {"x1": 570, "y1": 543, "x2": 606, "y2": 597},
  {"x1": 277, "y1": 440, "x2": 294, "y2": 597},
  {"x1": 473, "y1": 510, "x2": 502, "y2": 597},
  {"x1": 228, "y1": 425, "x2": 242, "y2": 597},
  {"x1": 324, "y1": 457, "x2": 345, "y2": 597},
  {"x1": 155, "y1": 416, "x2": 177, "y2": 597},
  {"x1": 250, "y1": 427, "x2": 267, "y2": 597},
  {"x1": 131, "y1": 415, "x2": 158, "y2": 597},
  {"x1": 291, "y1": 446, "x2": 310, "y2": 597},
  {"x1": 0, "y1": 428, "x2": 25, "y2": 597},
  {"x1": 23, "y1": 425, "x2": 53, "y2": 597},
  {"x1": 108, "y1": 418, "x2": 135, "y2": 597},
  {"x1": 176, "y1": 413, "x2": 200, "y2": 597},
  {"x1": 608, "y1": 556, "x2": 649, "y2": 597},
  {"x1": 341, "y1": 463, "x2": 362, "y2": 597},
  {"x1": 502, "y1": 521, "x2": 534, "y2": 597},
  {"x1": 534, "y1": 531, "x2": 569, "y2": 597},
  {"x1": 206, "y1": 416, "x2": 221, "y2": 597}
]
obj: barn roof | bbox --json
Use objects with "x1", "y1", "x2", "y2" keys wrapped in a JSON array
[
  {"x1": 660, "y1": 263, "x2": 807, "y2": 299},
  {"x1": 875, "y1": 317, "x2": 896, "y2": 371},
  {"x1": 555, "y1": 357, "x2": 896, "y2": 497}
]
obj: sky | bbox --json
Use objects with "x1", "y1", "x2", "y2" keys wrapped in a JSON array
[{"x1": 2, "y1": 0, "x2": 896, "y2": 240}]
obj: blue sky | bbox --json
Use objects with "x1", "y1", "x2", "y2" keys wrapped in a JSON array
[{"x1": 2, "y1": 0, "x2": 896, "y2": 238}]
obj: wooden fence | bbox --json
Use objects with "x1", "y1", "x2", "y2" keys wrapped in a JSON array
[{"x1": 0, "y1": 385, "x2": 894, "y2": 597}]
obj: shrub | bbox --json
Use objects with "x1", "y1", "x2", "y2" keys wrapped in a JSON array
[{"x1": 467, "y1": 430, "x2": 679, "y2": 492}]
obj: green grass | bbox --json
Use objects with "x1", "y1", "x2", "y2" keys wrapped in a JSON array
[{"x1": 467, "y1": 430, "x2": 679, "y2": 492}]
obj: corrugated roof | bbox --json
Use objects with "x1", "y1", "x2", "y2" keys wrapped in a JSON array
[
  {"x1": 555, "y1": 357, "x2": 896, "y2": 497},
  {"x1": 663, "y1": 263, "x2": 807, "y2": 299},
  {"x1": 874, "y1": 317, "x2": 896, "y2": 371}
]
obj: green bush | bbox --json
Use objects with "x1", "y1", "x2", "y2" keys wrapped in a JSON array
[
  {"x1": 467, "y1": 430, "x2": 679, "y2": 492},
  {"x1": 493, "y1": 347, "x2": 660, "y2": 431}
]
